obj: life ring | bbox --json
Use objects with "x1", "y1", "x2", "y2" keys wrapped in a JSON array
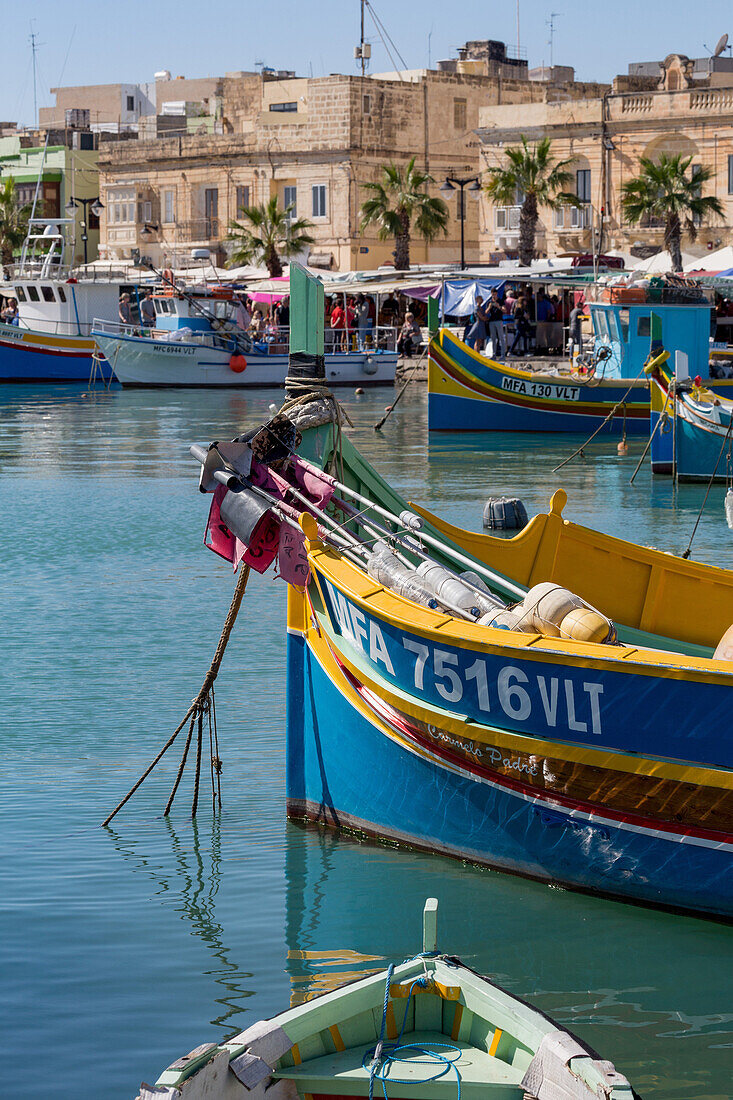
[
  {"x1": 162, "y1": 268, "x2": 174, "y2": 287},
  {"x1": 229, "y1": 353, "x2": 247, "y2": 373}
]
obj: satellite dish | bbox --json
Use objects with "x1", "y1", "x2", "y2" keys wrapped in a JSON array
[{"x1": 714, "y1": 32, "x2": 729, "y2": 57}]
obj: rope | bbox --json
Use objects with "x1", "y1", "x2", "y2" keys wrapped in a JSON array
[
  {"x1": 552, "y1": 365, "x2": 648, "y2": 474},
  {"x1": 101, "y1": 564, "x2": 251, "y2": 826},
  {"x1": 365, "y1": 962, "x2": 461, "y2": 1100},
  {"x1": 681, "y1": 415, "x2": 733, "y2": 559},
  {"x1": 629, "y1": 384, "x2": 673, "y2": 486}
]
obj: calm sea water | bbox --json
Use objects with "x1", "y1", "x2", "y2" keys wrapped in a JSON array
[{"x1": 1, "y1": 382, "x2": 731, "y2": 1100}]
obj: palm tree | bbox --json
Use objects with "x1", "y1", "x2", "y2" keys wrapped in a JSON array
[
  {"x1": 360, "y1": 158, "x2": 449, "y2": 270},
  {"x1": 484, "y1": 137, "x2": 579, "y2": 266},
  {"x1": 226, "y1": 196, "x2": 315, "y2": 277},
  {"x1": 621, "y1": 154, "x2": 723, "y2": 272},
  {"x1": 0, "y1": 177, "x2": 30, "y2": 270}
]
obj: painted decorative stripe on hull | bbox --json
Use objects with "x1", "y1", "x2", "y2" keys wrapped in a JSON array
[{"x1": 286, "y1": 633, "x2": 733, "y2": 920}]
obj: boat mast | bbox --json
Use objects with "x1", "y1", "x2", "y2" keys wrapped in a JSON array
[{"x1": 360, "y1": 0, "x2": 366, "y2": 78}]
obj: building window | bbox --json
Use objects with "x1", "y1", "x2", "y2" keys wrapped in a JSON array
[
  {"x1": 495, "y1": 208, "x2": 507, "y2": 229},
  {"x1": 554, "y1": 207, "x2": 565, "y2": 228},
  {"x1": 576, "y1": 169, "x2": 591, "y2": 203},
  {"x1": 453, "y1": 98, "x2": 467, "y2": 130},
  {"x1": 138, "y1": 200, "x2": 152, "y2": 224},
  {"x1": 204, "y1": 188, "x2": 218, "y2": 236},
  {"x1": 235, "y1": 185, "x2": 250, "y2": 214},
  {"x1": 363, "y1": 94, "x2": 372, "y2": 114},
  {"x1": 283, "y1": 185, "x2": 297, "y2": 218},
  {"x1": 108, "y1": 189, "x2": 136, "y2": 224},
  {"x1": 270, "y1": 101, "x2": 297, "y2": 113},
  {"x1": 163, "y1": 189, "x2": 175, "y2": 223},
  {"x1": 126, "y1": 95, "x2": 135, "y2": 112},
  {"x1": 312, "y1": 184, "x2": 327, "y2": 218},
  {"x1": 728, "y1": 155, "x2": 733, "y2": 195}
]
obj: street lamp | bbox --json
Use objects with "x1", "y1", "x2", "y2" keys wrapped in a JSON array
[
  {"x1": 439, "y1": 176, "x2": 481, "y2": 269},
  {"x1": 65, "y1": 196, "x2": 104, "y2": 264},
  {"x1": 140, "y1": 222, "x2": 160, "y2": 240}
]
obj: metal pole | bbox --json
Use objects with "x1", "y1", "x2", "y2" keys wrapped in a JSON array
[{"x1": 460, "y1": 183, "x2": 466, "y2": 269}]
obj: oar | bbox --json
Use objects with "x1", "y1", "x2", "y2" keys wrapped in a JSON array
[
  {"x1": 297, "y1": 459, "x2": 526, "y2": 599},
  {"x1": 374, "y1": 345, "x2": 428, "y2": 431}
]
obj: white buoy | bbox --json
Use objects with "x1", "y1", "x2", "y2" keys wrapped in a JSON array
[{"x1": 725, "y1": 488, "x2": 733, "y2": 531}]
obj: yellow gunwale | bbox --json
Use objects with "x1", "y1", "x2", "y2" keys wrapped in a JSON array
[{"x1": 306, "y1": 543, "x2": 733, "y2": 687}]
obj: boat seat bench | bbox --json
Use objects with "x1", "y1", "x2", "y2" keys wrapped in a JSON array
[{"x1": 272, "y1": 1030, "x2": 525, "y2": 1097}]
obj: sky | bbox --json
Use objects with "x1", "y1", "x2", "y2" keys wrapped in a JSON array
[{"x1": 3, "y1": 0, "x2": 732, "y2": 127}]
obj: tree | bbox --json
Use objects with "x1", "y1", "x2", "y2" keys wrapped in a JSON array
[
  {"x1": 484, "y1": 136, "x2": 579, "y2": 266},
  {"x1": 0, "y1": 177, "x2": 30, "y2": 270},
  {"x1": 620, "y1": 154, "x2": 723, "y2": 272},
  {"x1": 226, "y1": 196, "x2": 315, "y2": 277},
  {"x1": 360, "y1": 158, "x2": 449, "y2": 271}
]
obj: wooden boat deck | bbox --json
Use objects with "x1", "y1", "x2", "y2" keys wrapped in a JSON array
[{"x1": 274, "y1": 1029, "x2": 525, "y2": 1097}]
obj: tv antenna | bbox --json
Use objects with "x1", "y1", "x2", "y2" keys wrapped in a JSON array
[
  {"x1": 547, "y1": 12, "x2": 562, "y2": 70},
  {"x1": 29, "y1": 22, "x2": 44, "y2": 127}
]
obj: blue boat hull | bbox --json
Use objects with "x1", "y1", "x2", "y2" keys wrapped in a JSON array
[
  {"x1": 0, "y1": 325, "x2": 111, "y2": 382},
  {"x1": 286, "y1": 631, "x2": 732, "y2": 920},
  {"x1": 428, "y1": 391, "x2": 648, "y2": 434}
]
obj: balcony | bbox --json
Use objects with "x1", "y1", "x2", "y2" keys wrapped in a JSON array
[
  {"x1": 494, "y1": 205, "x2": 521, "y2": 233},
  {"x1": 167, "y1": 217, "x2": 221, "y2": 244},
  {"x1": 554, "y1": 203, "x2": 592, "y2": 230}
]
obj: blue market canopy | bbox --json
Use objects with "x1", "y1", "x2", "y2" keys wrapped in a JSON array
[{"x1": 440, "y1": 278, "x2": 507, "y2": 315}]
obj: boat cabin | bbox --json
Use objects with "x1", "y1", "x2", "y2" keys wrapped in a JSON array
[
  {"x1": 151, "y1": 286, "x2": 237, "y2": 333},
  {"x1": 589, "y1": 300, "x2": 711, "y2": 379}
]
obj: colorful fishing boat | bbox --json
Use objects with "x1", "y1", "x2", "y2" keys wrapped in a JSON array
[
  {"x1": 0, "y1": 217, "x2": 133, "y2": 383},
  {"x1": 190, "y1": 403, "x2": 733, "y2": 920},
  {"x1": 138, "y1": 900, "x2": 634, "y2": 1099},
  {"x1": 428, "y1": 297, "x2": 733, "y2": 432},
  {"x1": 647, "y1": 343, "x2": 733, "y2": 482}
]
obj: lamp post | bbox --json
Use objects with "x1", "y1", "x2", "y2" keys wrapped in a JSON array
[
  {"x1": 439, "y1": 175, "x2": 481, "y2": 269},
  {"x1": 65, "y1": 196, "x2": 104, "y2": 265}
]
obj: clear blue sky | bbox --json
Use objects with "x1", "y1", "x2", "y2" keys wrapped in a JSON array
[{"x1": 4, "y1": 0, "x2": 732, "y2": 126}]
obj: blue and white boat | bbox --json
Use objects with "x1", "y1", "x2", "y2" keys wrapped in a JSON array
[
  {"x1": 92, "y1": 283, "x2": 398, "y2": 388},
  {"x1": 0, "y1": 217, "x2": 140, "y2": 383}
]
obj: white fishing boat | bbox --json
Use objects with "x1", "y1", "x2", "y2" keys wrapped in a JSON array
[{"x1": 92, "y1": 283, "x2": 397, "y2": 388}]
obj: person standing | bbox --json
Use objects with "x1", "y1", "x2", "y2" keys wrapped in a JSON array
[
  {"x1": 487, "y1": 289, "x2": 506, "y2": 360},
  {"x1": 118, "y1": 293, "x2": 132, "y2": 325},
  {"x1": 330, "y1": 297, "x2": 347, "y2": 352},
  {"x1": 466, "y1": 295, "x2": 488, "y2": 352},
  {"x1": 355, "y1": 293, "x2": 370, "y2": 351},
  {"x1": 568, "y1": 302, "x2": 584, "y2": 362},
  {"x1": 509, "y1": 296, "x2": 531, "y2": 357},
  {"x1": 140, "y1": 291, "x2": 156, "y2": 329},
  {"x1": 535, "y1": 289, "x2": 554, "y2": 352}
]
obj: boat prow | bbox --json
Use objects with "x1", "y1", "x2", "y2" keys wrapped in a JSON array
[{"x1": 139, "y1": 901, "x2": 634, "y2": 1100}]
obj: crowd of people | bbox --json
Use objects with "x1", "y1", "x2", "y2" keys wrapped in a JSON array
[{"x1": 460, "y1": 285, "x2": 584, "y2": 361}]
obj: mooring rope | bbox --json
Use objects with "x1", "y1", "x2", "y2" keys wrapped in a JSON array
[
  {"x1": 102, "y1": 564, "x2": 251, "y2": 826},
  {"x1": 552, "y1": 365, "x2": 648, "y2": 474},
  {"x1": 681, "y1": 414, "x2": 733, "y2": 559}
]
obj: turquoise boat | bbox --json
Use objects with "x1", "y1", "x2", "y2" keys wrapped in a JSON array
[
  {"x1": 428, "y1": 297, "x2": 733, "y2": 433},
  {"x1": 647, "y1": 345, "x2": 733, "y2": 481},
  {"x1": 139, "y1": 901, "x2": 634, "y2": 1099}
]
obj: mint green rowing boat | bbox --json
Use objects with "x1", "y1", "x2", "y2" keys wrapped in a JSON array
[{"x1": 139, "y1": 901, "x2": 634, "y2": 1100}]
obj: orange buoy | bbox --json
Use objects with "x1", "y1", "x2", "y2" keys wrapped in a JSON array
[
  {"x1": 617, "y1": 439, "x2": 629, "y2": 454},
  {"x1": 229, "y1": 354, "x2": 247, "y2": 373}
]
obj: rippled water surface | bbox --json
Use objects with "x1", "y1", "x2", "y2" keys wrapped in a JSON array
[{"x1": 1, "y1": 383, "x2": 731, "y2": 1100}]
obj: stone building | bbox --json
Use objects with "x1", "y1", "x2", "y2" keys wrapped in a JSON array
[
  {"x1": 96, "y1": 49, "x2": 606, "y2": 271},
  {"x1": 476, "y1": 49, "x2": 733, "y2": 261}
]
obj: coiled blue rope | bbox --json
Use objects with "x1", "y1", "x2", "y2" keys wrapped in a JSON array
[{"x1": 365, "y1": 965, "x2": 462, "y2": 1100}]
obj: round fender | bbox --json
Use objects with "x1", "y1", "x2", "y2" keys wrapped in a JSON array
[{"x1": 229, "y1": 354, "x2": 247, "y2": 373}]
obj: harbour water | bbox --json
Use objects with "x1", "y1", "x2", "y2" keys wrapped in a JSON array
[{"x1": 1, "y1": 382, "x2": 732, "y2": 1100}]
